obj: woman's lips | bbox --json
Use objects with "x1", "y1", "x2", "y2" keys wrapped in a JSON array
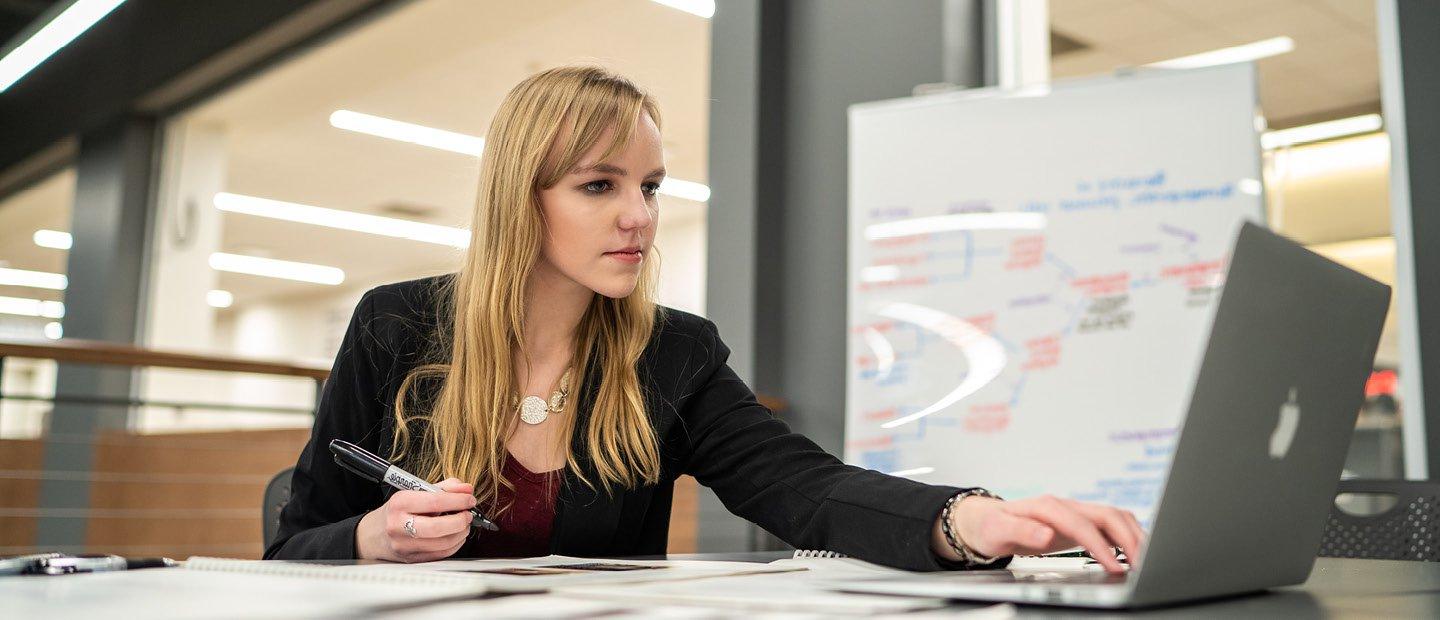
[{"x1": 604, "y1": 250, "x2": 643, "y2": 264}]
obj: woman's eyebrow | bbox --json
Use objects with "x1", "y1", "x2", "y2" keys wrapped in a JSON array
[
  {"x1": 570, "y1": 163, "x2": 667, "y2": 179},
  {"x1": 571, "y1": 163, "x2": 627, "y2": 176}
]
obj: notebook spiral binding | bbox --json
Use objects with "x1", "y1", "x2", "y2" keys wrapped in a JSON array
[{"x1": 792, "y1": 549, "x2": 849, "y2": 559}]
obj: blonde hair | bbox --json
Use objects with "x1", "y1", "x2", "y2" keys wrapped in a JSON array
[{"x1": 390, "y1": 66, "x2": 663, "y2": 512}]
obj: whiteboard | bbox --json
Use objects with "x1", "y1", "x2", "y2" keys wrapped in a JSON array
[{"x1": 844, "y1": 64, "x2": 1264, "y2": 526}]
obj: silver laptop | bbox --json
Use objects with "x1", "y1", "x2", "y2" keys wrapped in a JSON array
[{"x1": 831, "y1": 222, "x2": 1391, "y2": 609}]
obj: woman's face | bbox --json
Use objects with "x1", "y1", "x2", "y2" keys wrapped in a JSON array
[{"x1": 535, "y1": 112, "x2": 663, "y2": 299}]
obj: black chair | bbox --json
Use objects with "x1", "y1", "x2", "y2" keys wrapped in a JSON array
[
  {"x1": 262, "y1": 467, "x2": 295, "y2": 550},
  {"x1": 1319, "y1": 479, "x2": 1440, "y2": 561}
]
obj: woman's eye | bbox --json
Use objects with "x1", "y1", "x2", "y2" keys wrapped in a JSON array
[
  {"x1": 582, "y1": 180, "x2": 613, "y2": 193},
  {"x1": 642, "y1": 182, "x2": 661, "y2": 196}
]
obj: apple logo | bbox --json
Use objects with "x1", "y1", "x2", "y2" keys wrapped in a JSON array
[{"x1": 1270, "y1": 387, "x2": 1301, "y2": 460}]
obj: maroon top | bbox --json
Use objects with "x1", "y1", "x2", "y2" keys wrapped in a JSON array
[{"x1": 461, "y1": 453, "x2": 561, "y2": 558}]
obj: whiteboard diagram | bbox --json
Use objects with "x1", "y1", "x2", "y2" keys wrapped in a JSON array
[{"x1": 845, "y1": 65, "x2": 1265, "y2": 526}]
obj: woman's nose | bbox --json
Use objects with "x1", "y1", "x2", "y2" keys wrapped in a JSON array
[{"x1": 617, "y1": 188, "x2": 654, "y2": 230}]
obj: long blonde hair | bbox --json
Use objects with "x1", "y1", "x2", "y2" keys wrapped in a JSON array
[{"x1": 389, "y1": 66, "x2": 663, "y2": 512}]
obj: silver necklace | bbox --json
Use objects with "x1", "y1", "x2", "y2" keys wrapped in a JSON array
[{"x1": 517, "y1": 368, "x2": 572, "y2": 425}]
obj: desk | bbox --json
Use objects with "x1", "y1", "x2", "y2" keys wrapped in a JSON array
[
  {"x1": 663, "y1": 552, "x2": 1440, "y2": 618},
  {"x1": 4, "y1": 553, "x2": 1437, "y2": 618}
]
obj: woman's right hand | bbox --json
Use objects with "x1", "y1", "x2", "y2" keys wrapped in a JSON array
[{"x1": 355, "y1": 478, "x2": 476, "y2": 563}]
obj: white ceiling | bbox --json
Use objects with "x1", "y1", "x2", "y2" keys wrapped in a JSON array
[
  {"x1": 185, "y1": 0, "x2": 712, "y2": 304},
  {"x1": 1050, "y1": 0, "x2": 1379, "y2": 126}
]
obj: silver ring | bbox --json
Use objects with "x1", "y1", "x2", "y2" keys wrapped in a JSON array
[{"x1": 403, "y1": 517, "x2": 417, "y2": 538}]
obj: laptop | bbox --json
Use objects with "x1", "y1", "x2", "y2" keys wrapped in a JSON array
[{"x1": 830, "y1": 221, "x2": 1391, "y2": 609}]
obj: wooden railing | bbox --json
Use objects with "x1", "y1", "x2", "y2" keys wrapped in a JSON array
[
  {"x1": 0, "y1": 339, "x2": 331, "y2": 380},
  {"x1": 0, "y1": 339, "x2": 789, "y2": 558},
  {"x1": 0, "y1": 339, "x2": 328, "y2": 558}
]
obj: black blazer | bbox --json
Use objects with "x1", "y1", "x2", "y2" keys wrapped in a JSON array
[{"x1": 264, "y1": 275, "x2": 974, "y2": 571}]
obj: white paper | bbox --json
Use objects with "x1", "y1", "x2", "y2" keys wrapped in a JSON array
[
  {"x1": 555, "y1": 570, "x2": 949, "y2": 615},
  {"x1": 331, "y1": 554, "x2": 796, "y2": 592}
]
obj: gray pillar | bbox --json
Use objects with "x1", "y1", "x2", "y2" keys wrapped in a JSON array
[
  {"x1": 1378, "y1": 1, "x2": 1440, "y2": 480},
  {"x1": 703, "y1": 0, "x2": 984, "y2": 551},
  {"x1": 35, "y1": 116, "x2": 157, "y2": 549}
]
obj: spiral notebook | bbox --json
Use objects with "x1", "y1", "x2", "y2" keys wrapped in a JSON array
[{"x1": 787, "y1": 549, "x2": 1098, "y2": 572}]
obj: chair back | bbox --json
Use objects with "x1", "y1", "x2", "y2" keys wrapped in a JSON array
[
  {"x1": 262, "y1": 467, "x2": 295, "y2": 550},
  {"x1": 1320, "y1": 479, "x2": 1440, "y2": 561}
]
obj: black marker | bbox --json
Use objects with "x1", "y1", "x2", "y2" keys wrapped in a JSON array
[{"x1": 329, "y1": 439, "x2": 499, "y2": 531}]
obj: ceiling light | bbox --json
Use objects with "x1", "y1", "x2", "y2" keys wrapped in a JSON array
[
  {"x1": 649, "y1": 0, "x2": 714, "y2": 18},
  {"x1": 1261, "y1": 114, "x2": 1383, "y2": 149},
  {"x1": 0, "y1": 295, "x2": 64, "y2": 318},
  {"x1": 1147, "y1": 36, "x2": 1295, "y2": 70},
  {"x1": 208, "y1": 252, "x2": 345, "y2": 285},
  {"x1": 0, "y1": 0, "x2": 127, "y2": 93},
  {"x1": 330, "y1": 109, "x2": 484, "y2": 156},
  {"x1": 0, "y1": 267, "x2": 67, "y2": 290},
  {"x1": 43, "y1": 321, "x2": 63, "y2": 340},
  {"x1": 215, "y1": 192, "x2": 470, "y2": 248},
  {"x1": 33, "y1": 229, "x2": 73, "y2": 249},
  {"x1": 206, "y1": 289, "x2": 234, "y2": 309},
  {"x1": 659, "y1": 177, "x2": 711, "y2": 202},
  {"x1": 329, "y1": 110, "x2": 711, "y2": 202},
  {"x1": 865, "y1": 212, "x2": 1047, "y2": 240},
  {"x1": 1273, "y1": 132, "x2": 1388, "y2": 179}
]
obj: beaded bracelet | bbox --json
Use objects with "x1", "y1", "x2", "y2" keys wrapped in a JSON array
[{"x1": 940, "y1": 488, "x2": 1004, "y2": 567}]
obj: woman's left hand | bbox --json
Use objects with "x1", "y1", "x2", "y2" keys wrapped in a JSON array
[{"x1": 932, "y1": 494, "x2": 1145, "y2": 574}]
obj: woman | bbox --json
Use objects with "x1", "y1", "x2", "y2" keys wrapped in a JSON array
[{"x1": 265, "y1": 66, "x2": 1143, "y2": 572}]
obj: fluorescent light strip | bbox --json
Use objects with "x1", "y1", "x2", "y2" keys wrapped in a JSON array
[
  {"x1": 209, "y1": 253, "x2": 345, "y2": 286},
  {"x1": 0, "y1": 267, "x2": 67, "y2": 290},
  {"x1": 215, "y1": 192, "x2": 471, "y2": 248},
  {"x1": 1147, "y1": 36, "x2": 1294, "y2": 70},
  {"x1": 1261, "y1": 114, "x2": 1383, "y2": 149},
  {"x1": 330, "y1": 110, "x2": 485, "y2": 156},
  {"x1": 865, "y1": 212, "x2": 1047, "y2": 240},
  {"x1": 0, "y1": 295, "x2": 64, "y2": 318},
  {"x1": 34, "y1": 229, "x2": 73, "y2": 249},
  {"x1": 0, "y1": 0, "x2": 127, "y2": 92},
  {"x1": 658, "y1": 177, "x2": 711, "y2": 202},
  {"x1": 649, "y1": 0, "x2": 715, "y2": 18},
  {"x1": 330, "y1": 110, "x2": 711, "y2": 202},
  {"x1": 44, "y1": 321, "x2": 63, "y2": 340},
  {"x1": 206, "y1": 289, "x2": 234, "y2": 309}
]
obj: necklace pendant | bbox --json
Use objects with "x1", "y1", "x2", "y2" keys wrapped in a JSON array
[{"x1": 519, "y1": 395, "x2": 549, "y2": 425}]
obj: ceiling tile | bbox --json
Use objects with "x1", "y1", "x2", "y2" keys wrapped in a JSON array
[
  {"x1": 1049, "y1": 0, "x2": 1197, "y2": 60},
  {"x1": 1313, "y1": 0, "x2": 1377, "y2": 34},
  {"x1": 1153, "y1": 0, "x2": 1296, "y2": 24},
  {"x1": 1102, "y1": 30, "x2": 1229, "y2": 65},
  {"x1": 1048, "y1": 0, "x2": 1135, "y2": 23},
  {"x1": 1213, "y1": 3, "x2": 1354, "y2": 48}
]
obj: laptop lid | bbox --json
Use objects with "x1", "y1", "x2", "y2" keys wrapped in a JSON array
[{"x1": 1128, "y1": 221, "x2": 1390, "y2": 606}]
